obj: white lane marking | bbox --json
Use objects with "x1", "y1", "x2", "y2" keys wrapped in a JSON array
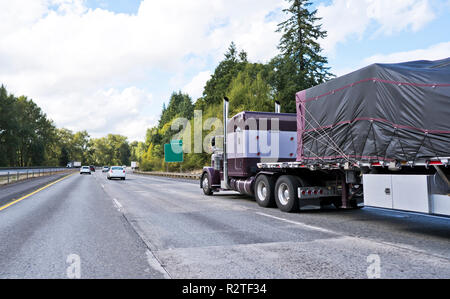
[
  {"x1": 256, "y1": 212, "x2": 339, "y2": 235},
  {"x1": 146, "y1": 250, "x2": 171, "y2": 279},
  {"x1": 112, "y1": 198, "x2": 123, "y2": 212}
]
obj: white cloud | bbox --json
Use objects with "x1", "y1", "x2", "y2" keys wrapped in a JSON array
[
  {"x1": 182, "y1": 71, "x2": 212, "y2": 101},
  {"x1": 333, "y1": 41, "x2": 450, "y2": 76},
  {"x1": 363, "y1": 41, "x2": 450, "y2": 64},
  {"x1": 318, "y1": 0, "x2": 436, "y2": 54},
  {"x1": 44, "y1": 87, "x2": 156, "y2": 142},
  {"x1": 0, "y1": 0, "x2": 285, "y2": 140}
]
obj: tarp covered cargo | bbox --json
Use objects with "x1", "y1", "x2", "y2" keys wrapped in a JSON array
[{"x1": 296, "y1": 58, "x2": 450, "y2": 165}]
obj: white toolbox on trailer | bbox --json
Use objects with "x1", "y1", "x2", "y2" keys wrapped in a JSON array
[
  {"x1": 431, "y1": 194, "x2": 450, "y2": 216},
  {"x1": 363, "y1": 174, "x2": 450, "y2": 216}
]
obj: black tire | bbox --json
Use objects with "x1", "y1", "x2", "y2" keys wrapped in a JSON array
[
  {"x1": 201, "y1": 173, "x2": 213, "y2": 196},
  {"x1": 254, "y1": 175, "x2": 276, "y2": 208},
  {"x1": 275, "y1": 175, "x2": 300, "y2": 213},
  {"x1": 122, "y1": 177, "x2": 126, "y2": 181}
]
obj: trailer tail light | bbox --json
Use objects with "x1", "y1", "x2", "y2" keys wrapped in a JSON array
[{"x1": 299, "y1": 187, "x2": 339, "y2": 199}]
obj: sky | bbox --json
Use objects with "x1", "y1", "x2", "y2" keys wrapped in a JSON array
[{"x1": 0, "y1": 0, "x2": 449, "y2": 142}]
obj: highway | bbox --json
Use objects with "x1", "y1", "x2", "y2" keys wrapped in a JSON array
[{"x1": 0, "y1": 170, "x2": 449, "y2": 279}]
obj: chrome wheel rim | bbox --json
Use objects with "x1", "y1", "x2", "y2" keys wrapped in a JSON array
[
  {"x1": 257, "y1": 181, "x2": 268, "y2": 201},
  {"x1": 278, "y1": 183, "x2": 290, "y2": 206},
  {"x1": 203, "y1": 177, "x2": 209, "y2": 192}
]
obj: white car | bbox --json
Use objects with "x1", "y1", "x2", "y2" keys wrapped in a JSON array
[
  {"x1": 107, "y1": 166, "x2": 126, "y2": 180},
  {"x1": 80, "y1": 166, "x2": 91, "y2": 175}
]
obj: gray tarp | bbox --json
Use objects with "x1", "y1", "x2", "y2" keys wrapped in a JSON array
[{"x1": 296, "y1": 58, "x2": 450, "y2": 165}]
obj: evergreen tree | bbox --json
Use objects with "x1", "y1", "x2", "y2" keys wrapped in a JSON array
[
  {"x1": 159, "y1": 92, "x2": 194, "y2": 128},
  {"x1": 270, "y1": 0, "x2": 333, "y2": 112},
  {"x1": 202, "y1": 42, "x2": 248, "y2": 105}
]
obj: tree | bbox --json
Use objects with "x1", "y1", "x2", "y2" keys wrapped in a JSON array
[
  {"x1": 14, "y1": 96, "x2": 54, "y2": 166},
  {"x1": 0, "y1": 85, "x2": 18, "y2": 166},
  {"x1": 270, "y1": 0, "x2": 333, "y2": 112},
  {"x1": 130, "y1": 141, "x2": 146, "y2": 163},
  {"x1": 59, "y1": 146, "x2": 70, "y2": 167},
  {"x1": 202, "y1": 42, "x2": 248, "y2": 106},
  {"x1": 0, "y1": 84, "x2": 136, "y2": 167},
  {"x1": 119, "y1": 143, "x2": 131, "y2": 166},
  {"x1": 159, "y1": 92, "x2": 194, "y2": 128},
  {"x1": 227, "y1": 63, "x2": 274, "y2": 115}
]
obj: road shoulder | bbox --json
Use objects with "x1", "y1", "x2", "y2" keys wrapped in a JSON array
[{"x1": 0, "y1": 172, "x2": 74, "y2": 209}]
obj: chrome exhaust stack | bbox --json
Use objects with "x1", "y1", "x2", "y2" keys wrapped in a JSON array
[
  {"x1": 275, "y1": 101, "x2": 281, "y2": 113},
  {"x1": 222, "y1": 97, "x2": 230, "y2": 189}
]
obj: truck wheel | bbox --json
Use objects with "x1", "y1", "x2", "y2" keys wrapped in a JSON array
[
  {"x1": 275, "y1": 175, "x2": 300, "y2": 213},
  {"x1": 254, "y1": 175, "x2": 275, "y2": 208},
  {"x1": 201, "y1": 173, "x2": 213, "y2": 196}
]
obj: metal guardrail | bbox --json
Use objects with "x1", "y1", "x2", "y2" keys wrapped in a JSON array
[
  {"x1": 133, "y1": 171, "x2": 201, "y2": 180},
  {"x1": 0, "y1": 168, "x2": 70, "y2": 186},
  {"x1": 0, "y1": 167, "x2": 67, "y2": 171}
]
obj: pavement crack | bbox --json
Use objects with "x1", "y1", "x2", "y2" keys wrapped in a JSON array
[{"x1": 120, "y1": 212, "x2": 173, "y2": 279}]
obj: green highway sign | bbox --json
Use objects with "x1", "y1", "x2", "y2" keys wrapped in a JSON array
[{"x1": 165, "y1": 140, "x2": 183, "y2": 163}]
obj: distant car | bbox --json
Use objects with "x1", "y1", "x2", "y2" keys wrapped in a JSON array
[
  {"x1": 80, "y1": 166, "x2": 91, "y2": 175},
  {"x1": 107, "y1": 166, "x2": 126, "y2": 180},
  {"x1": 102, "y1": 166, "x2": 110, "y2": 173},
  {"x1": 89, "y1": 165, "x2": 96, "y2": 172}
]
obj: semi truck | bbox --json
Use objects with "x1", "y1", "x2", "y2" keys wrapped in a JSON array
[
  {"x1": 200, "y1": 58, "x2": 450, "y2": 216},
  {"x1": 67, "y1": 161, "x2": 81, "y2": 168}
]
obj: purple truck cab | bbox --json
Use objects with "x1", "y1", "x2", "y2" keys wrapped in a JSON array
[{"x1": 201, "y1": 99, "x2": 297, "y2": 197}]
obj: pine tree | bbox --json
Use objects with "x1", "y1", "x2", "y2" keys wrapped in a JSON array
[
  {"x1": 269, "y1": 0, "x2": 333, "y2": 112},
  {"x1": 277, "y1": 0, "x2": 332, "y2": 85}
]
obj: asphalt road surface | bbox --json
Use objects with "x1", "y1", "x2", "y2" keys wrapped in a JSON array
[{"x1": 0, "y1": 171, "x2": 449, "y2": 279}]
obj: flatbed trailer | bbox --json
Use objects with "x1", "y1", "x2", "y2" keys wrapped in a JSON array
[{"x1": 201, "y1": 59, "x2": 450, "y2": 216}]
